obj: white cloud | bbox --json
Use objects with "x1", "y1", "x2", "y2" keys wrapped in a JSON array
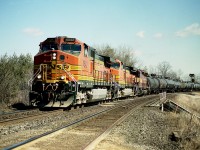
[
  {"x1": 136, "y1": 31, "x2": 145, "y2": 38},
  {"x1": 153, "y1": 33, "x2": 163, "y2": 39},
  {"x1": 23, "y1": 27, "x2": 44, "y2": 36},
  {"x1": 176, "y1": 23, "x2": 200, "y2": 37}
]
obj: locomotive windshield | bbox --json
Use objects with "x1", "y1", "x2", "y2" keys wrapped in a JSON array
[
  {"x1": 61, "y1": 44, "x2": 81, "y2": 56},
  {"x1": 41, "y1": 44, "x2": 58, "y2": 51}
]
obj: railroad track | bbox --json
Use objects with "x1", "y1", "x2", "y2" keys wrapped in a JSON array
[
  {"x1": 0, "y1": 108, "x2": 65, "y2": 124},
  {"x1": 4, "y1": 95, "x2": 159, "y2": 150},
  {"x1": 0, "y1": 109, "x2": 40, "y2": 123}
]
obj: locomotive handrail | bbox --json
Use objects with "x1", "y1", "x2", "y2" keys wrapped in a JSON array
[
  {"x1": 28, "y1": 64, "x2": 42, "y2": 89},
  {"x1": 63, "y1": 68, "x2": 78, "y2": 92}
]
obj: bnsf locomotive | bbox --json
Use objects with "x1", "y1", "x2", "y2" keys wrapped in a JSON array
[
  {"x1": 29, "y1": 36, "x2": 200, "y2": 108},
  {"x1": 29, "y1": 36, "x2": 137, "y2": 107}
]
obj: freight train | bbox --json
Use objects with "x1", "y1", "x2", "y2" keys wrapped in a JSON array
[{"x1": 29, "y1": 36, "x2": 200, "y2": 108}]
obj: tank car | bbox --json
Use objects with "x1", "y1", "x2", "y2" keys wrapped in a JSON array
[
  {"x1": 194, "y1": 83, "x2": 200, "y2": 91},
  {"x1": 146, "y1": 75, "x2": 160, "y2": 94},
  {"x1": 180, "y1": 81, "x2": 187, "y2": 91},
  {"x1": 185, "y1": 82, "x2": 194, "y2": 91},
  {"x1": 173, "y1": 80, "x2": 181, "y2": 92},
  {"x1": 165, "y1": 78, "x2": 176, "y2": 92},
  {"x1": 157, "y1": 77, "x2": 167, "y2": 92}
]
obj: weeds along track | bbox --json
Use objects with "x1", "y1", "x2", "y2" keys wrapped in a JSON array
[{"x1": 4, "y1": 95, "x2": 159, "y2": 150}]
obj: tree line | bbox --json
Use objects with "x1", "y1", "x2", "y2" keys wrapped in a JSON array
[{"x1": 0, "y1": 54, "x2": 33, "y2": 107}]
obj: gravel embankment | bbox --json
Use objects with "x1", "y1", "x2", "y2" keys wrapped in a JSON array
[{"x1": 95, "y1": 106, "x2": 199, "y2": 150}]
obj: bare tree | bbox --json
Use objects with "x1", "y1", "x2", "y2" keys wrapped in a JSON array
[
  {"x1": 182, "y1": 75, "x2": 188, "y2": 81},
  {"x1": 142, "y1": 66, "x2": 148, "y2": 73},
  {"x1": 157, "y1": 61, "x2": 172, "y2": 77},
  {"x1": 148, "y1": 65, "x2": 158, "y2": 75},
  {"x1": 95, "y1": 44, "x2": 138, "y2": 67},
  {"x1": 93, "y1": 44, "x2": 116, "y2": 58},
  {"x1": 116, "y1": 45, "x2": 138, "y2": 67},
  {"x1": 195, "y1": 73, "x2": 200, "y2": 82},
  {"x1": 176, "y1": 69, "x2": 183, "y2": 80},
  {"x1": 167, "y1": 70, "x2": 177, "y2": 79}
]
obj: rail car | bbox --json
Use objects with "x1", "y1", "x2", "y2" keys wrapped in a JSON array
[
  {"x1": 29, "y1": 36, "x2": 200, "y2": 108},
  {"x1": 140, "y1": 75, "x2": 200, "y2": 94}
]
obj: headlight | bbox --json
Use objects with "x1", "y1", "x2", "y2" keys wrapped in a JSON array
[
  {"x1": 37, "y1": 74, "x2": 42, "y2": 79},
  {"x1": 60, "y1": 76, "x2": 65, "y2": 80},
  {"x1": 52, "y1": 53, "x2": 56, "y2": 60}
]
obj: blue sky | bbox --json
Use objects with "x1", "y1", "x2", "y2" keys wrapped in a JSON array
[{"x1": 0, "y1": 0, "x2": 200, "y2": 77}]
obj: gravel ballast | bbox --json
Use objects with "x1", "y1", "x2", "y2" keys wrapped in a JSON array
[
  {"x1": 94, "y1": 106, "x2": 199, "y2": 150},
  {"x1": 1, "y1": 93, "x2": 200, "y2": 150}
]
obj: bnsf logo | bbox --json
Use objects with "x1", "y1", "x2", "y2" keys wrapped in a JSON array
[{"x1": 49, "y1": 64, "x2": 69, "y2": 70}]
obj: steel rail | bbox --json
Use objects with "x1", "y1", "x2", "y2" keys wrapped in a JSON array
[
  {"x1": 83, "y1": 97, "x2": 157, "y2": 150},
  {"x1": 3, "y1": 95, "x2": 158, "y2": 150},
  {"x1": 0, "y1": 109, "x2": 62, "y2": 124},
  {"x1": 0, "y1": 109, "x2": 39, "y2": 122},
  {"x1": 3, "y1": 106, "x2": 114, "y2": 150}
]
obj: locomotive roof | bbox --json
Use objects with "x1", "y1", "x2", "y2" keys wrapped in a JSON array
[
  {"x1": 41, "y1": 37, "x2": 96, "y2": 51},
  {"x1": 41, "y1": 36, "x2": 83, "y2": 44},
  {"x1": 98, "y1": 54, "x2": 115, "y2": 63}
]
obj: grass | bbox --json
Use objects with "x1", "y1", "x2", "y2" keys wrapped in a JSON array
[
  {"x1": 168, "y1": 112, "x2": 200, "y2": 150},
  {"x1": 173, "y1": 93, "x2": 200, "y2": 114}
]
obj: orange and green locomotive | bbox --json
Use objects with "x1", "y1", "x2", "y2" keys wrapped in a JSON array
[{"x1": 29, "y1": 36, "x2": 136, "y2": 108}]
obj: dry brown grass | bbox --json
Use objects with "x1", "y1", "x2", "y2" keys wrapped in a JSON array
[
  {"x1": 168, "y1": 112, "x2": 200, "y2": 150},
  {"x1": 173, "y1": 93, "x2": 200, "y2": 115}
]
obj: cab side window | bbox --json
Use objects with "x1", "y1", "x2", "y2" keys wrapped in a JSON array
[{"x1": 84, "y1": 45, "x2": 88, "y2": 57}]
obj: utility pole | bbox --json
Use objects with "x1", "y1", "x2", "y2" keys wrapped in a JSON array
[{"x1": 189, "y1": 74, "x2": 195, "y2": 82}]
